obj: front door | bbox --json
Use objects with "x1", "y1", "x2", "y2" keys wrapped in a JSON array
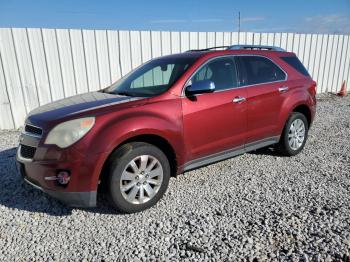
[{"x1": 182, "y1": 56, "x2": 247, "y2": 162}]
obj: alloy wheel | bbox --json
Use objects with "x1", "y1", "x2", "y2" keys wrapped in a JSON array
[
  {"x1": 288, "y1": 118, "x2": 306, "y2": 150},
  {"x1": 120, "y1": 155, "x2": 163, "y2": 204}
]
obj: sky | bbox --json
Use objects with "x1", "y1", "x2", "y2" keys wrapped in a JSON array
[{"x1": 0, "y1": 0, "x2": 349, "y2": 34}]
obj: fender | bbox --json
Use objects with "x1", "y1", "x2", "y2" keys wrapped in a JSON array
[
  {"x1": 99, "y1": 115, "x2": 183, "y2": 156},
  {"x1": 277, "y1": 85, "x2": 314, "y2": 134},
  {"x1": 73, "y1": 98, "x2": 185, "y2": 187}
]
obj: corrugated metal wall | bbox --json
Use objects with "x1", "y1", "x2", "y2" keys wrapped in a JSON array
[{"x1": 0, "y1": 28, "x2": 349, "y2": 129}]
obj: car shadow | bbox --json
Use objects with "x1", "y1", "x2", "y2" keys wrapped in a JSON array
[
  {"x1": 248, "y1": 146, "x2": 284, "y2": 157},
  {"x1": 0, "y1": 147, "x2": 119, "y2": 216}
]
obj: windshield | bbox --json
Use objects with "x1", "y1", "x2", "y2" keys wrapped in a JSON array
[{"x1": 104, "y1": 56, "x2": 197, "y2": 97}]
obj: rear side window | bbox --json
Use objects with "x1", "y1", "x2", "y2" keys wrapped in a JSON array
[
  {"x1": 237, "y1": 56, "x2": 286, "y2": 86},
  {"x1": 281, "y1": 56, "x2": 310, "y2": 77}
]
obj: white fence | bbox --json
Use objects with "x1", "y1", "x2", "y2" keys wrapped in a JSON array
[{"x1": 0, "y1": 28, "x2": 349, "y2": 129}]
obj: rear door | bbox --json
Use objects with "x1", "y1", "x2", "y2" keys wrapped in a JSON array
[
  {"x1": 236, "y1": 55, "x2": 288, "y2": 144},
  {"x1": 182, "y1": 56, "x2": 247, "y2": 161}
]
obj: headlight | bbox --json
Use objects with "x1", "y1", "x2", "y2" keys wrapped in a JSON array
[{"x1": 45, "y1": 117, "x2": 95, "y2": 148}]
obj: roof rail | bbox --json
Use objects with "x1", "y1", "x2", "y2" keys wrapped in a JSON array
[
  {"x1": 227, "y1": 45, "x2": 285, "y2": 51},
  {"x1": 187, "y1": 46, "x2": 229, "y2": 52}
]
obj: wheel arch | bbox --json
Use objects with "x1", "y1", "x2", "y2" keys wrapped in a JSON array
[
  {"x1": 278, "y1": 87, "x2": 315, "y2": 135},
  {"x1": 98, "y1": 133, "x2": 178, "y2": 192},
  {"x1": 292, "y1": 104, "x2": 311, "y2": 127}
]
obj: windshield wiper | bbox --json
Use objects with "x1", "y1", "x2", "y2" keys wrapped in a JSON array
[
  {"x1": 99, "y1": 89, "x2": 133, "y2": 96},
  {"x1": 114, "y1": 91, "x2": 133, "y2": 96}
]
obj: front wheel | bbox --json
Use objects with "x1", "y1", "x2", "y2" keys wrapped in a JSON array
[
  {"x1": 108, "y1": 142, "x2": 170, "y2": 213},
  {"x1": 277, "y1": 112, "x2": 309, "y2": 156}
]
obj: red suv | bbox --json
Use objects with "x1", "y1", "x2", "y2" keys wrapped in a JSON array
[{"x1": 17, "y1": 45, "x2": 316, "y2": 213}]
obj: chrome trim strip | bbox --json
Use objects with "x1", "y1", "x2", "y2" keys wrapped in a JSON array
[
  {"x1": 244, "y1": 136, "x2": 280, "y2": 152},
  {"x1": 44, "y1": 176, "x2": 58, "y2": 181},
  {"x1": 181, "y1": 54, "x2": 288, "y2": 97},
  {"x1": 24, "y1": 177, "x2": 43, "y2": 191},
  {"x1": 24, "y1": 124, "x2": 43, "y2": 138},
  {"x1": 19, "y1": 133, "x2": 40, "y2": 148},
  {"x1": 184, "y1": 145, "x2": 245, "y2": 171},
  {"x1": 21, "y1": 131, "x2": 42, "y2": 139},
  {"x1": 183, "y1": 136, "x2": 280, "y2": 171},
  {"x1": 16, "y1": 145, "x2": 33, "y2": 163}
]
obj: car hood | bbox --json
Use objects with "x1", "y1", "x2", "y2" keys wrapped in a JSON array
[{"x1": 26, "y1": 91, "x2": 144, "y2": 127}]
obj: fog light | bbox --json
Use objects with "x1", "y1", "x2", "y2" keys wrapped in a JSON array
[{"x1": 57, "y1": 171, "x2": 71, "y2": 185}]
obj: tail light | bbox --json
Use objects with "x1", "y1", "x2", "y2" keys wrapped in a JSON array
[{"x1": 310, "y1": 81, "x2": 317, "y2": 96}]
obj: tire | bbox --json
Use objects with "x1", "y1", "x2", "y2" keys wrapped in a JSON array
[
  {"x1": 277, "y1": 112, "x2": 309, "y2": 156},
  {"x1": 107, "y1": 142, "x2": 170, "y2": 213}
]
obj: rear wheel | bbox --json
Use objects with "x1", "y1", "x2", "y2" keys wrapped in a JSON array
[
  {"x1": 277, "y1": 112, "x2": 308, "y2": 156},
  {"x1": 108, "y1": 142, "x2": 170, "y2": 213}
]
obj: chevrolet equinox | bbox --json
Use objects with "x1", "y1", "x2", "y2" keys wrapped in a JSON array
[{"x1": 17, "y1": 45, "x2": 317, "y2": 213}]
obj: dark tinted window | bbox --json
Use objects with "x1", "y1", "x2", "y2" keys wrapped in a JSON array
[
  {"x1": 191, "y1": 57, "x2": 238, "y2": 91},
  {"x1": 281, "y1": 56, "x2": 310, "y2": 77},
  {"x1": 238, "y1": 56, "x2": 286, "y2": 85}
]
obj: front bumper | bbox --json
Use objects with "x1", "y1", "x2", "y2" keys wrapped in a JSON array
[
  {"x1": 16, "y1": 127, "x2": 108, "y2": 208},
  {"x1": 17, "y1": 160, "x2": 97, "y2": 208}
]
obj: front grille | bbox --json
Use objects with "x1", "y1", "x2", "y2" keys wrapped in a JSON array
[
  {"x1": 25, "y1": 124, "x2": 42, "y2": 136},
  {"x1": 20, "y1": 145, "x2": 36, "y2": 159}
]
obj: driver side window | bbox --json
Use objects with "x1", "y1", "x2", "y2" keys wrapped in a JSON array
[{"x1": 191, "y1": 57, "x2": 238, "y2": 91}]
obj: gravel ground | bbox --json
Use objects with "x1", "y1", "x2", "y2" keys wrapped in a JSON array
[{"x1": 0, "y1": 94, "x2": 349, "y2": 261}]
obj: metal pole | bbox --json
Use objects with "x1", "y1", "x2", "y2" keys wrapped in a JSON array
[{"x1": 238, "y1": 12, "x2": 241, "y2": 33}]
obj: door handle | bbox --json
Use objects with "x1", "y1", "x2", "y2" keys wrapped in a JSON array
[
  {"x1": 232, "y1": 96, "x2": 246, "y2": 103},
  {"x1": 278, "y1": 86, "x2": 289, "y2": 93}
]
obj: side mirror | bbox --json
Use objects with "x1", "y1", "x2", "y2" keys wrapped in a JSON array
[{"x1": 185, "y1": 80, "x2": 215, "y2": 96}]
